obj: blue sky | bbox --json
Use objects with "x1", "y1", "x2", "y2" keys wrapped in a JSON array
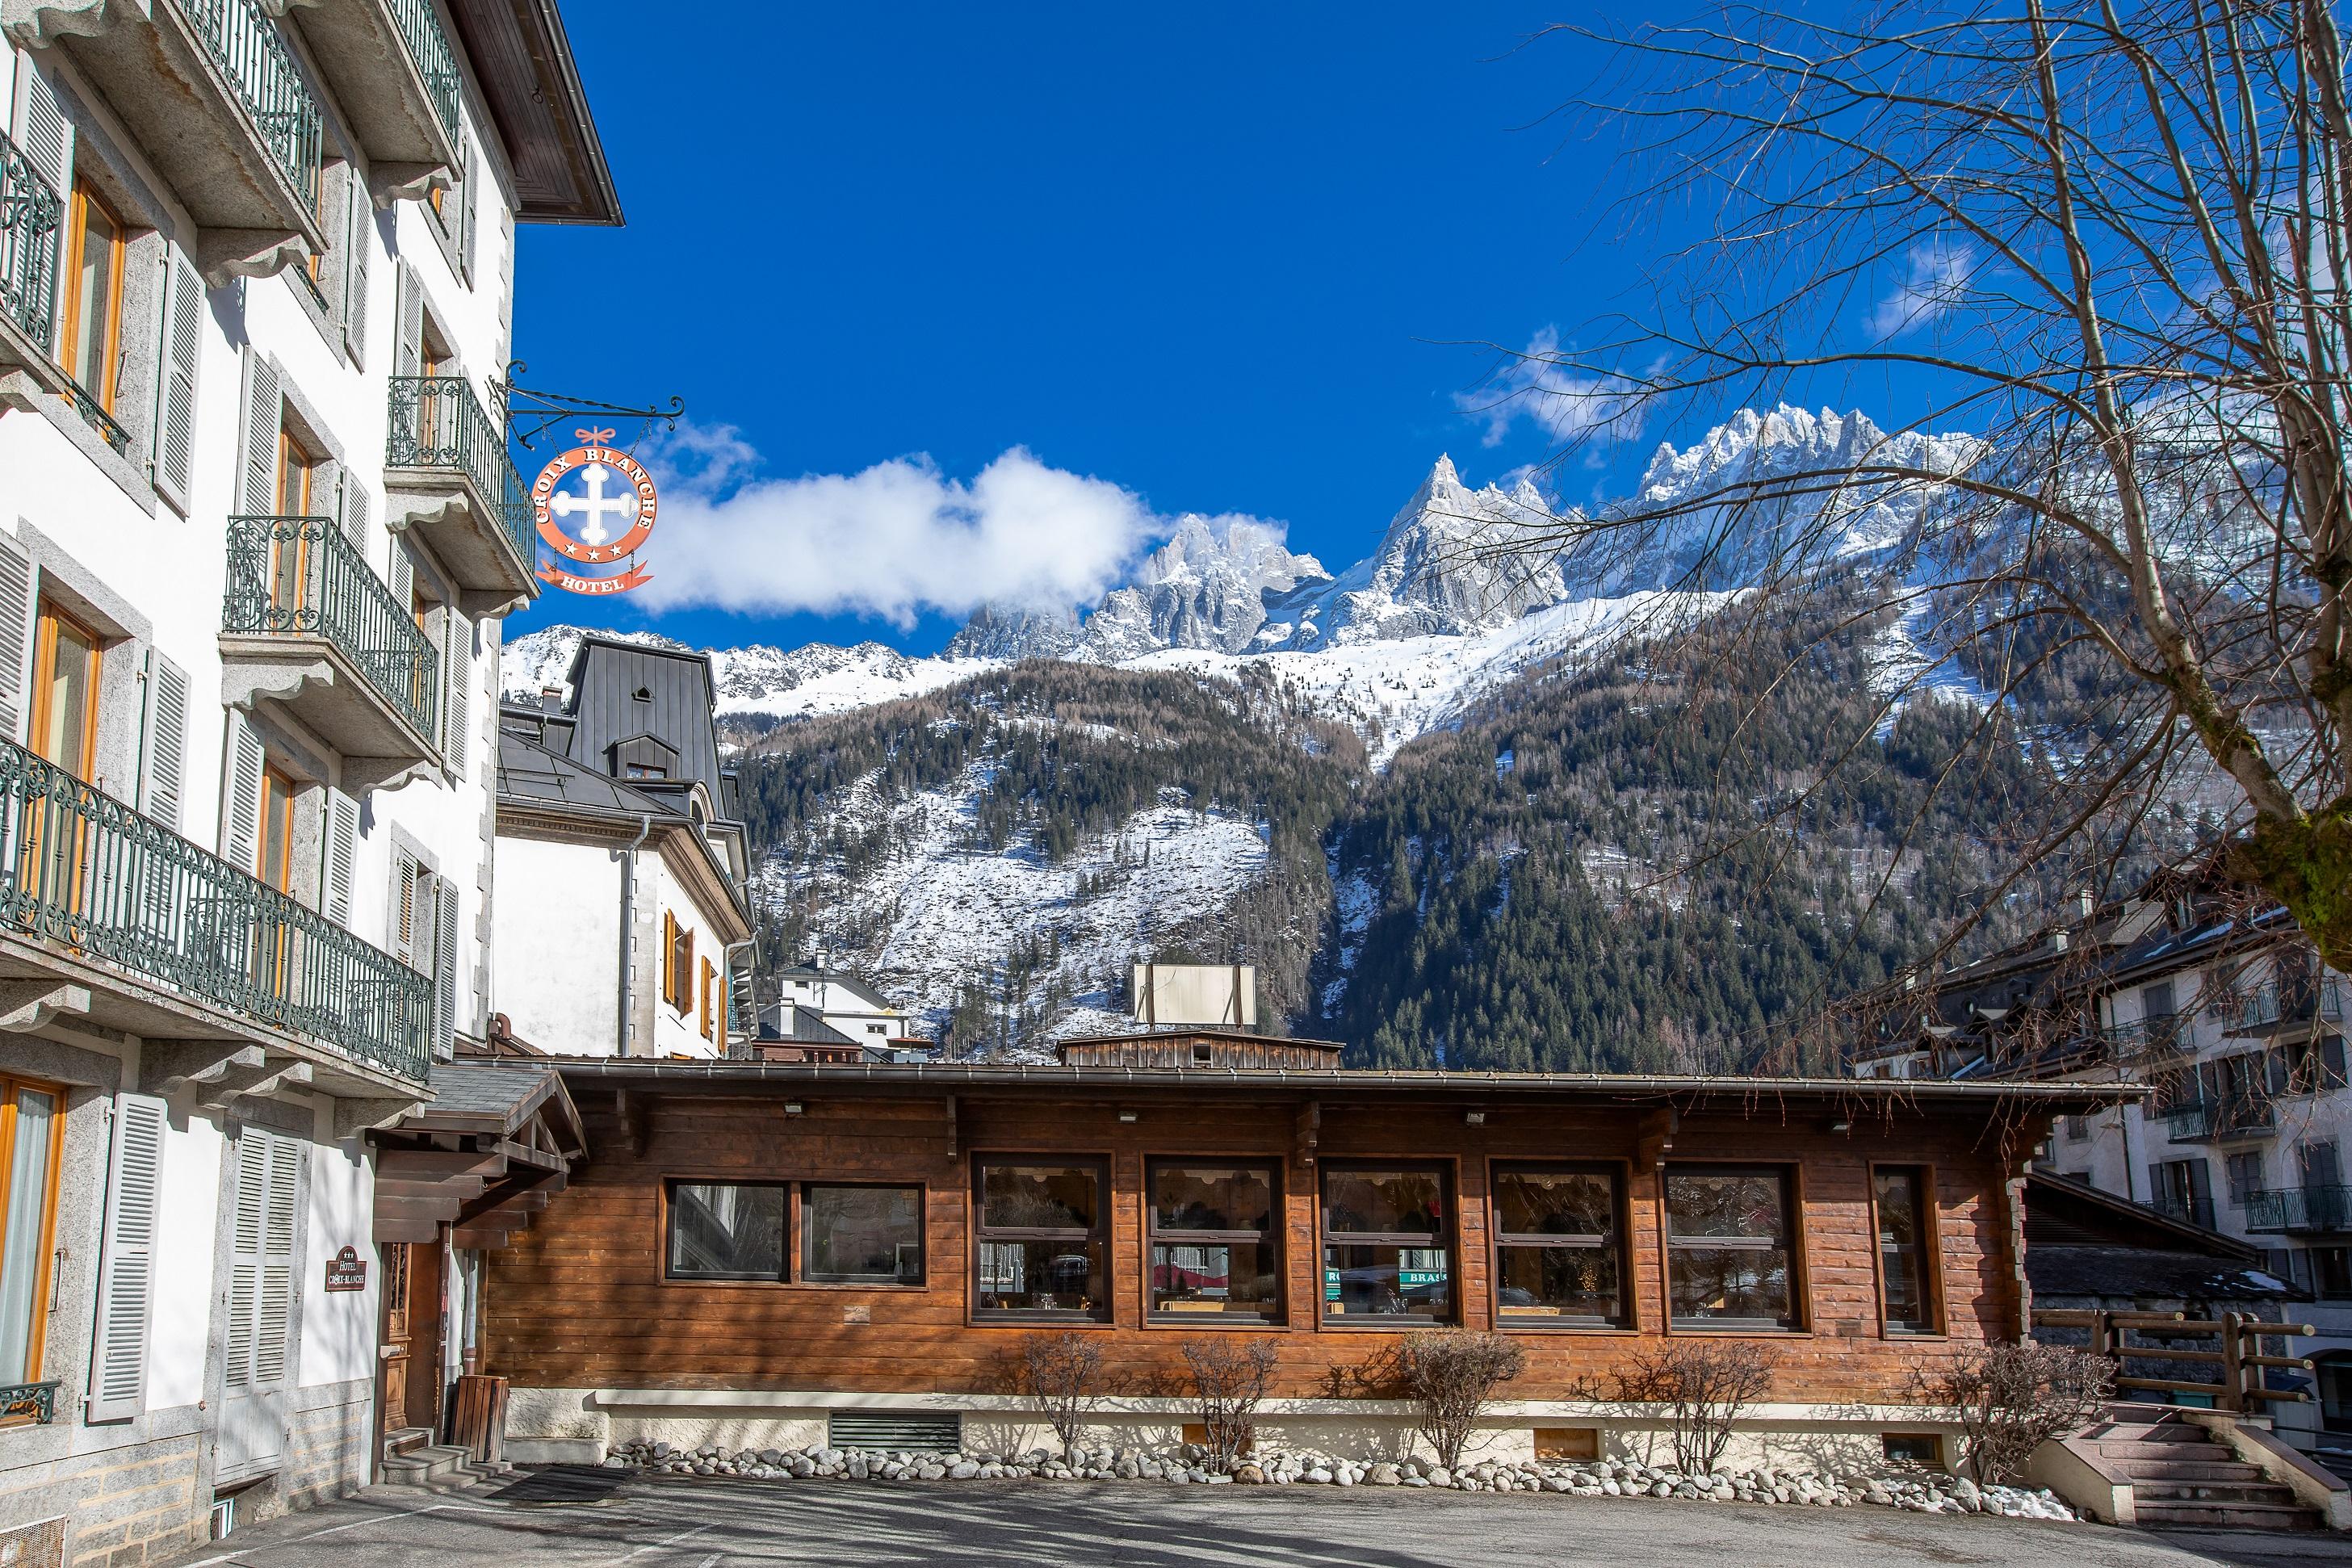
[{"x1": 507, "y1": 5, "x2": 1667, "y2": 654}]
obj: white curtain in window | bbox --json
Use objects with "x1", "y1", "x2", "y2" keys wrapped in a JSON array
[{"x1": 0, "y1": 1088, "x2": 57, "y2": 1381}]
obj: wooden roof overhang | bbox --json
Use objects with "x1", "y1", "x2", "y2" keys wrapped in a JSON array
[
  {"x1": 374, "y1": 1063, "x2": 590, "y2": 1249},
  {"x1": 446, "y1": 0, "x2": 622, "y2": 224},
  {"x1": 559, "y1": 1059, "x2": 2140, "y2": 1168}
]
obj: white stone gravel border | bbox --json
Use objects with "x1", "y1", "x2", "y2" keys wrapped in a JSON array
[{"x1": 604, "y1": 1440, "x2": 2076, "y2": 1522}]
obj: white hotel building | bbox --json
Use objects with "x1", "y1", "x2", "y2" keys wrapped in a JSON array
[{"x1": 0, "y1": 0, "x2": 616, "y2": 1560}]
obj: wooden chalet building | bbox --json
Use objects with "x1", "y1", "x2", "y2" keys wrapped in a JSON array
[{"x1": 486, "y1": 1034, "x2": 2127, "y2": 1469}]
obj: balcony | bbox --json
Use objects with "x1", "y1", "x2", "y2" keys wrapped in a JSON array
[
  {"x1": 2225, "y1": 977, "x2": 2347, "y2": 1039},
  {"x1": 219, "y1": 516, "x2": 440, "y2": 790},
  {"x1": 280, "y1": 0, "x2": 462, "y2": 203},
  {"x1": 384, "y1": 376, "x2": 539, "y2": 614},
  {"x1": 2165, "y1": 1096, "x2": 2276, "y2": 1143},
  {"x1": 0, "y1": 738, "x2": 429, "y2": 1086},
  {"x1": 2244, "y1": 1184, "x2": 2352, "y2": 1235},
  {"x1": 15, "y1": 0, "x2": 326, "y2": 282},
  {"x1": 2149, "y1": 1193, "x2": 2217, "y2": 1229},
  {"x1": 0, "y1": 130, "x2": 65, "y2": 396},
  {"x1": 2100, "y1": 1014, "x2": 2191, "y2": 1063}
]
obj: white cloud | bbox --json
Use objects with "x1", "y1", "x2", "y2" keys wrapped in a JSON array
[
  {"x1": 1868, "y1": 240, "x2": 1977, "y2": 337},
  {"x1": 1455, "y1": 328, "x2": 1647, "y2": 449},
  {"x1": 626, "y1": 430, "x2": 1184, "y2": 626}
]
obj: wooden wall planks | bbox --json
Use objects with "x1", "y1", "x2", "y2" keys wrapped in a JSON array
[{"x1": 480, "y1": 1086, "x2": 2033, "y2": 1404}]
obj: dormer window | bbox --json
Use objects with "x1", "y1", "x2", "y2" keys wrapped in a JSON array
[{"x1": 610, "y1": 733, "x2": 678, "y2": 781}]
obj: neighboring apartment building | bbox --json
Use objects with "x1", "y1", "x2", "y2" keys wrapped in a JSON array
[
  {"x1": 0, "y1": 0, "x2": 615, "y2": 1558},
  {"x1": 747, "y1": 962, "x2": 926, "y2": 1060},
  {"x1": 1850, "y1": 866, "x2": 2352, "y2": 1455},
  {"x1": 494, "y1": 635, "x2": 752, "y2": 1059}
]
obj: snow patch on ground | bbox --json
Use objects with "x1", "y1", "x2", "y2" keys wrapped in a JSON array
[{"x1": 1864, "y1": 603, "x2": 1998, "y2": 737}]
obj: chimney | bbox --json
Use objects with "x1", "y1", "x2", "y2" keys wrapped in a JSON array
[{"x1": 540, "y1": 685, "x2": 563, "y2": 713}]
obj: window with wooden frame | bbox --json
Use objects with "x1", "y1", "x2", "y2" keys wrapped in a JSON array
[
  {"x1": 29, "y1": 601, "x2": 100, "y2": 782},
  {"x1": 1147, "y1": 1161, "x2": 1280, "y2": 1323},
  {"x1": 1872, "y1": 1166, "x2": 1939, "y2": 1335},
  {"x1": 1490, "y1": 1163, "x2": 1629, "y2": 1328},
  {"x1": 1320, "y1": 1163, "x2": 1453, "y2": 1323},
  {"x1": 699, "y1": 957, "x2": 715, "y2": 1040},
  {"x1": 665, "y1": 1180, "x2": 786, "y2": 1281},
  {"x1": 60, "y1": 179, "x2": 125, "y2": 409},
  {"x1": 972, "y1": 1157, "x2": 1109, "y2": 1320},
  {"x1": 802, "y1": 1184, "x2": 924, "y2": 1285},
  {"x1": 1662, "y1": 1165, "x2": 1801, "y2": 1330},
  {"x1": 0, "y1": 1076, "x2": 65, "y2": 1398},
  {"x1": 256, "y1": 765, "x2": 297, "y2": 891},
  {"x1": 661, "y1": 912, "x2": 694, "y2": 1014}
]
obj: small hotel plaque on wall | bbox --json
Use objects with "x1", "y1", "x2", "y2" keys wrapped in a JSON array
[{"x1": 324, "y1": 1246, "x2": 368, "y2": 1292}]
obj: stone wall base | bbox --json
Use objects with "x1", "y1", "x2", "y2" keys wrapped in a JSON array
[{"x1": 509, "y1": 1387, "x2": 1962, "y2": 1477}]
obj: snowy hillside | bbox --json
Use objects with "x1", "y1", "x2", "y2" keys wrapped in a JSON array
[{"x1": 503, "y1": 624, "x2": 993, "y2": 725}]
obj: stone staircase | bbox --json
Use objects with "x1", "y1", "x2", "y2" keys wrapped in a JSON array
[
  {"x1": 371, "y1": 1425, "x2": 511, "y2": 1495},
  {"x1": 2077, "y1": 1408, "x2": 2325, "y2": 1532}
]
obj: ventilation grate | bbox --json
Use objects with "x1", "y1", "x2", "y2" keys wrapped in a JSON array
[{"x1": 828, "y1": 1411, "x2": 962, "y2": 1452}]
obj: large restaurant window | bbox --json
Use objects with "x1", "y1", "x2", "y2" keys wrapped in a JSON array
[
  {"x1": 1663, "y1": 1166, "x2": 1800, "y2": 1329},
  {"x1": 1491, "y1": 1164, "x2": 1627, "y2": 1327},
  {"x1": 1873, "y1": 1167, "x2": 1937, "y2": 1335},
  {"x1": 803, "y1": 1184, "x2": 924, "y2": 1285},
  {"x1": 1147, "y1": 1162, "x2": 1280, "y2": 1322},
  {"x1": 1321, "y1": 1164, "x2": 1453, "y2": 1323},
  {"x1": 666, "y1": 1181, "x2": 786, "y2": 1282},
  {"x1": 974, "y1": 1159, "x2": 1109, "y2": 1320},
  {"x1": 0, "y1": 1079, "x2": 62, "y2": 1396}
]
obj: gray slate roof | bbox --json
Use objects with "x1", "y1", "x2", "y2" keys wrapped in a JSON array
[{"x1": 498, "y1": 728, "x2": 673, "y2": 823}]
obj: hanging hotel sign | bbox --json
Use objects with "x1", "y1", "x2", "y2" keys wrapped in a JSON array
[
  {"x1": 324, "y1": 1245, "x2": 368, "y2": 1292},
  {"x1": 533, "y1": 426, "x2": 657, "y2": 596}
]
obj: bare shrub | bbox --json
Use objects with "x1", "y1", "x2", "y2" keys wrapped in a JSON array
[
  {"x1": 1918, "y1": 1341, "x2": 2113, "y2": 1485},
  {"x1": 1181, "y1": 1337, "x2": 1278, "y2": 1473},
  {"x1": 1386, "y1": 1329, "x2": 1526, "y2": 1471},
  {"x1": 1608, "y1": 1340, "x2": 1776, "y2": 1477},
  {"x1": 1017, "y1": 1331, "x2": 1103, "y2": 1460}
]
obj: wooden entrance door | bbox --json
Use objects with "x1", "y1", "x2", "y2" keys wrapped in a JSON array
[{"x1": 378, "y1": 1238, "x2": 443, "y2": 1436}]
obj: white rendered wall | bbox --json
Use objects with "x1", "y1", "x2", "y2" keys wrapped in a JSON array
[
  {"x1": 642, "y1": 841, "x2": 733, "y2": 1060},
  {"x1": 299, "y1": 1109, "x2": 379, "y2": 1390},
  {"x1": 493, "y1": 834, "x2": 623, "y2": 1054}
]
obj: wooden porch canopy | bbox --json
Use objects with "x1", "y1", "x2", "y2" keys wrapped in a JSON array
[{"x1": 373, "y1": 1062, "x2": 587, "y2": 1249}]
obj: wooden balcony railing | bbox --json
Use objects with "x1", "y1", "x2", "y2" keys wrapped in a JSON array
[{"x1": 2038, "y1": 1309, "x2": 2314, "y2": 1413}]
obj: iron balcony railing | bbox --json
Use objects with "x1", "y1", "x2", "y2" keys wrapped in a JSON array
[
  {"x1": 2102, "y1": 1015, "x2": 2190, "y2": 1059},
  {"x1": 2165, "y1": 1095, "x2": 2276, "y2": 1142},
  {"x1": 386, "y1": 375, "x2": 535, "y2": 565},
  {"x1": 2148, "y1": 1193, "x2": 2216, "y2": 1230},
  {"x1": 0, "y1": 131, "x2": 58, "y2": 351},
  {"x1": 2244, "y1": 1184, "x2": 2352, "y2": 1235},
  {"x1": 223, "y1": 514, "x2": 439, "y2": 741},
  {"x1": 0, "y1": 738, "x2": 429, "y2": 1081},
  {"x1": 182, "y1": 0, "x2": 323, "y2": 202},
  {"x1": 388, "y1": 0, "x2": 463, "y2": 145},
  {"x1": 0, "y1": 1380, "x2": 56, "y2": 1424},
  {"x1": 2227, "y1": 978, "x2": 2348, "y2": 1033},
  {"x1": 66, "y1": 376, "x2": 130, "y2": 455}
]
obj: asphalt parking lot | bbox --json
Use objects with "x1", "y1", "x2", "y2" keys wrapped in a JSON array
[{"x1": 161, "y1": 1471, "x2": 2352, "y2": 1568}]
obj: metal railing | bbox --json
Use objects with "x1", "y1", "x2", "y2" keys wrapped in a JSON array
[
  {"x1": 223, "y1": 515, "x2": 439, "y2": 741},
  {"x1": 182, "y1": 0, "x2": 322, "y2": 202},
  {"x1": 388, "y1": 0, "x2": 463, "y2": 145},
  {"x1": 386, "y1": 376, "x2": 535, "y2": 566},
  {"x1": 66, "y1": 375, "x2": 130, "y2": 455},
  {"x1": 2147, "y1": 1193, "x2": 2216, "y2": 1229},
  {"x1": 2226, "y1": 976, "x2": 2348, "y2": 1033},
  {"x1": 2244, "y1": 1184, "x2": 2352, "y2": 1234},
  {"x1": 2102, "y1": 1015, "x2": 2190, "y2": 1058},
  {"x1": 0, "y1": 132, "x2": 58, "y2": 351},
  {"x1": 0, "y1": 739, "x2": 429, "y2": 1081},
  {"x1": 0, "y1": 1381, "x2": 56, "y2": 1424},
  {"x1": 2166, "y1": 1095, "x2": 2275, "y2": 1142}
]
